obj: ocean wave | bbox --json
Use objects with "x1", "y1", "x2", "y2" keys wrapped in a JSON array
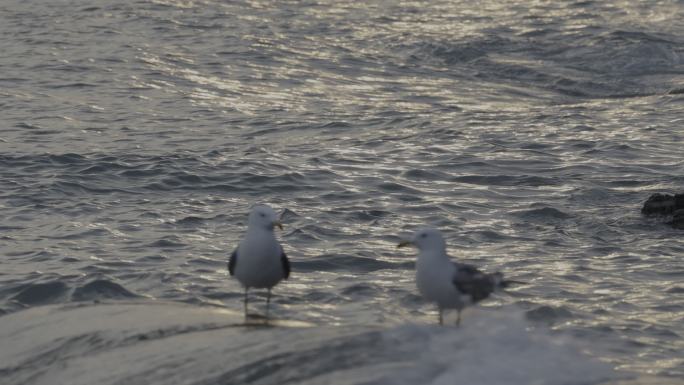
[{"x1": 0, "y1": 302, "x2": 623, "y2": 385}]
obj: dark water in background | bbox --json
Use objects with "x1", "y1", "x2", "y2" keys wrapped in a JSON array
[{"x1": 1, "y1": 0, "x2": 684, "y2": 383}]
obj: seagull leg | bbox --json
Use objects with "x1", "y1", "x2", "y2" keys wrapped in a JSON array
[
  {"x1": 456, "y1": 309, "x2": 461, "y2": 327},
  {"x1": 438, "y1": 307, "x2": 443, "y2": 326},
  {"x1": 266, "y1": 288, "x2": 271, "y2": 318},
  {"x1": 243, "y1": 287, "x2": 249, "y2": 318}
]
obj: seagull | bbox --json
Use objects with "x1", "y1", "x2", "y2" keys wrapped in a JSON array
[
  {"x1": 398, "y1": 227, "x2": 514, "y2": 326},
  {"x1": 228, "y1": 205, "x2": 290, "y2": 318}
]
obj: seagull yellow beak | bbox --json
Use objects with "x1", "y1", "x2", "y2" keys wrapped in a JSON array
[
  {"x1": 397, "y1": 240, "x2": 413, "y2": 248},
  {"x1": 273, "y1": 221, "x2": 283, "y2": 230}
]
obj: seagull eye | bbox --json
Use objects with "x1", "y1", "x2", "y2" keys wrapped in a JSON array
[
  {"x1": 260, "y1": 213, "x2": 266, "y2": 217},
  {"x1": 420, "y1": 233, "x2": 427, "y2": 238}
]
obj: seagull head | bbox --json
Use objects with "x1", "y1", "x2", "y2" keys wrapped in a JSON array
[
  {"x1": 248, "y1": 205, "x2": 283, "y2": 231},
  {"x1": 397, "y1": 227, "x2": 446, "y2": 252}
]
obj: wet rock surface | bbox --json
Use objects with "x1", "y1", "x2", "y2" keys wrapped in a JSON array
[
  {"x1": 642, "y1": 193, "x2": 684, "y2": 229},
  {"x1": 671, "y1": 210, "x2": 684, "y2": 230}
]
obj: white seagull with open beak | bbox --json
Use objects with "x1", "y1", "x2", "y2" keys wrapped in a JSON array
[{"x1": 229, "y1": 204, "x2": 290, "y2": 318}]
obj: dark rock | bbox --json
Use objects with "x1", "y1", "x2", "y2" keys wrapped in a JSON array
[
  {"x1": 641, "y1": 193, "x2": 684, "y2": 215},
  {"x1": 642, "y1": 193, "x2": 684, "y2": 230},
  {"x1": 669, "y1": 209, "x2": 684, "y2": 229}
]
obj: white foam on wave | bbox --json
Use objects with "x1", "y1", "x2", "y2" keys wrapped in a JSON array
[{"x1": 373, "y1": 307, "x2": 623, "y2": 385}]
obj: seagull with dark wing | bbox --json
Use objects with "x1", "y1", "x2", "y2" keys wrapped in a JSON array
[
  {"x1": 398, "y1": 227, "x2": 514, "y2": 326},
  {"x1": 228, "y1": 205, "x2": 290, "y2": 318}
]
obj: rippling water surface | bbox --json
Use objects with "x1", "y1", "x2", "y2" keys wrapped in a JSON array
[{"x1": 1, "y1": 0, "x2": 684, "y2": 384}]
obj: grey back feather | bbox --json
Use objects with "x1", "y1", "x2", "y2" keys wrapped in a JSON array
[{"x1": 452, "y1": 263, "x2": 500, "y2": 303}]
